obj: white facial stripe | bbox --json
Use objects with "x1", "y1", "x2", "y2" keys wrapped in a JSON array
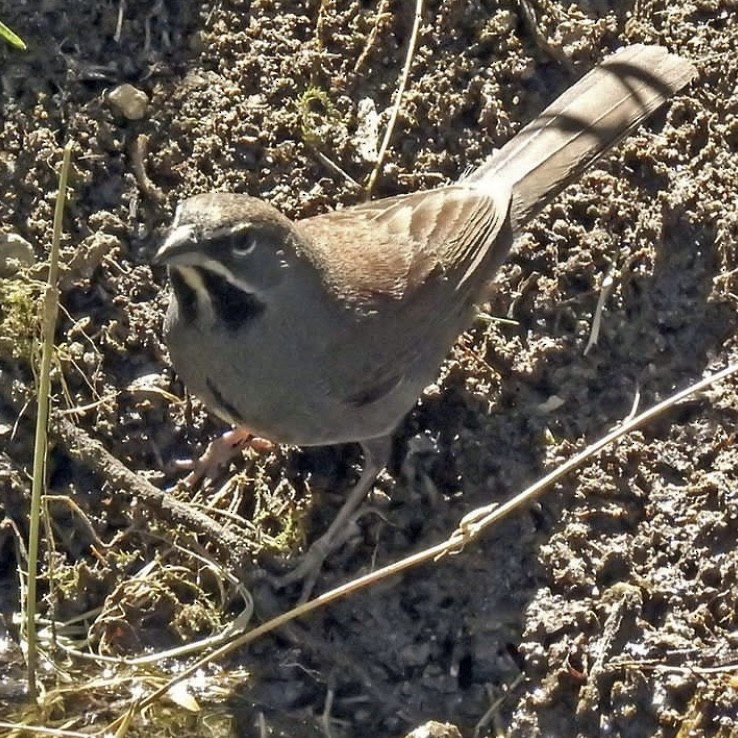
[
  {"x1": 172, "y1": 201, "x2": 186, "y2": 228},
  {"x1": 178, "y1": 266, "x2": 213, "y2": 318},
  {"x1": 198, "y1": 248, "x2": 263, "y2": 295}
]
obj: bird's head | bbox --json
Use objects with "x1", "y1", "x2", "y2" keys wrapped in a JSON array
[{"x1": 154, "y1": 193, "x2": 302, "y2": 295}]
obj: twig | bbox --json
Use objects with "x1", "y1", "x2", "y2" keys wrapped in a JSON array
[
  {"x1": 50, "y1": 416, "x2": 255, "y2": 578},
  {"x1": 26, "y1": 141, "x2": 73, "y2": 699},
  {"x1": 354, "y1": 0, "x2": 392, "y2": 74},
  {"x1": 584, "y1": 259, "x2": 617, "y2": 356},
  {"x1": 312, "y1": 147, "x2": 362, "y2": 190},
  {"x1": 114, "y1": 0, "x2": 125, "y2": 43},
  {"x1": 132, "y1": 133, "x2": 166, "y2": 204},
  {"x1": 515, "y1": 0, "x2": 575, "y2": 72},
  {"x1": 458, "y1": 363, "x2": 738, "y2": 537},
  {"x1": 365, "y1": 0, "x2": 424, "y2": 197}
]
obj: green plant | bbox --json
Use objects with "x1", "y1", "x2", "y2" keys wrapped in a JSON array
[
  {"x1": 298, "y1": 86, "x2": 339, "y2": 144},
  {"x1": 0, "y1": 20, "x2": 26, "y2": 50}
]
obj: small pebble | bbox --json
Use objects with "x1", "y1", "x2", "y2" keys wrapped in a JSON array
[
  {"x1": 0, "y1": 232, "x2": 34, "y2": 276},
  {"x1": 108, "y1": 83, "x2": 148, "y2": 121}
]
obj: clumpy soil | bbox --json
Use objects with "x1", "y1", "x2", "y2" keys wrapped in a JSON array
[{"x1": 1, "y1": 1, "x2": 738, "y2": 737}]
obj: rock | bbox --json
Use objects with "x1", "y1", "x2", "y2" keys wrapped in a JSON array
[
  {"x1": 108, "y1": 83, "x2": 148, "y2": 121},
  {"x1": 0, "y1": 232, "x2": 34, "y2": 276},
  {"x1": 403, "y1": 722, "x2": 462, "y2": 738}
]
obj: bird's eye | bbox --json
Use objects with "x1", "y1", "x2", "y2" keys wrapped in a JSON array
[{"x1": 230, "y1": 232, "x2": 256, "y2": 257}]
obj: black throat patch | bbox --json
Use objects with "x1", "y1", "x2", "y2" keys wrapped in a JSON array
[
  {"x1": 199, "y1": 268, "x2": 266, "y2": 332},
  {"x1": 172, "y1": 267, "x2": 266, "y2": 332}
]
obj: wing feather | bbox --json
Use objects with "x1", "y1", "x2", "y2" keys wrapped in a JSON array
[{"x1": 296, "y1": 184, "x2": 513, "y2": 406}]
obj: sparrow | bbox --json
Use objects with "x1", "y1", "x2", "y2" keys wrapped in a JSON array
[{"x1": 155, "y1": 44, "x2": 696, "y2": 591}]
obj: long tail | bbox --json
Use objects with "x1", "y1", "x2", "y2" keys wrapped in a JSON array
[{"x1": 466, "y1": 45, "x2": 697, "y2": 234}]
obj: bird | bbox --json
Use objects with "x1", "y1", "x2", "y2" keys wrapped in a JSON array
[{"x1": 155, "y1": 44, "x2": 696, "y2": 592}]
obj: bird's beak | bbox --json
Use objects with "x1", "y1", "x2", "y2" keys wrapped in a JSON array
[{"x1": 153, "y1": 224, "x2": 198, "y2": 266}]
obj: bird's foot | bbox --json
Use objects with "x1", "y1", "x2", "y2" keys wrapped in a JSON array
[
  {"x1": 272, "y1": 436, "x2": 393, "y2": 602},
  {"x1": 273, "y1": 504, "x2": 384, "y2": 602},
  {"x1": 175, "y1": 428, "x2": 274, "y2": 487},
  {"x1": 274, "y1": 533, "x2": 335, "y2": 602}
]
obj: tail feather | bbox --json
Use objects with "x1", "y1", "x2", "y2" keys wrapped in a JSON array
[{"x1": 466, "y1": 45, "x2": 697, "y2": 233}]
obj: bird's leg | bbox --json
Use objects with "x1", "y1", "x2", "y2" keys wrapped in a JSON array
[
  {"x1": 176, "y1": 428, "x2": 274, "y2": 487},
  {"x1": 277, "y1": 435, "x2": 392, "y2": 598}
]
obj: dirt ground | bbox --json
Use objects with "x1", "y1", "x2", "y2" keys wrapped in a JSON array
[{"x1": 1, "y1": 1, "x2": 738, "y2": 736}]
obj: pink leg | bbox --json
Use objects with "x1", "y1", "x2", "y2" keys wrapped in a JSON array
[
  {"x1": 176, "y1": 428, "x2": 274, "y2": 486},
  {"x1": 277, "y1": 435, "x2": 392, "y2": 600}
]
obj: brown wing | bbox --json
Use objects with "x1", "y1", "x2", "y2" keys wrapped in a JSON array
[
  {"x1": 296, "y1": 184, "x2": 513, "y2": 407},
  {"x1": 297, "y1": 184, "x2": 511, "y2": 308}
]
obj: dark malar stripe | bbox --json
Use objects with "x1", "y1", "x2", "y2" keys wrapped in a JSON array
[
  {"x1": 206, "y1": 377, "x2": 244, "y2": 424},
  {"x1": 197, "y1": 268, "x2": 266, "y2": 332}
]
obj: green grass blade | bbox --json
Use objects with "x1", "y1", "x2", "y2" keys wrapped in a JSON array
[{"x1": 0, "y1": 20, "x2": 26, "y2": 50}]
